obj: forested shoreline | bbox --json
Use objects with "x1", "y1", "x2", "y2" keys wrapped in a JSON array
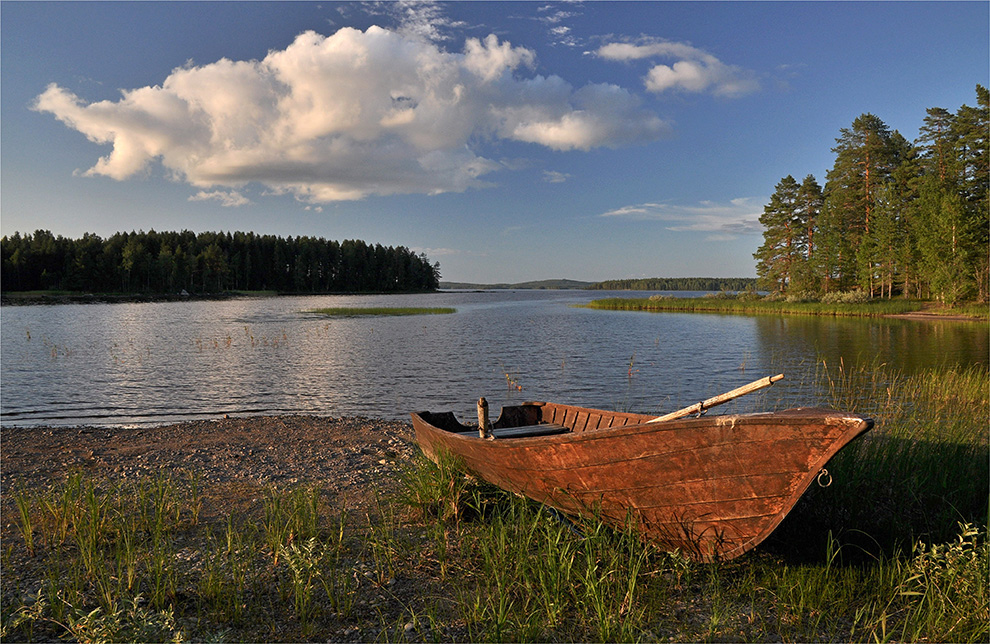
[
  {"x1": 588, "y1": 277, "x2": 757, "y2": 291},
  {"x1": 754, "y1": 85, "x2": 988, "y2": 304},
  {"x1": 0, "y1": 230, "x2": 441, "y2": 295}
]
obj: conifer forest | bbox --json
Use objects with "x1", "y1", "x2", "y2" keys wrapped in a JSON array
[
  {"x1": 754, "y1": 85, "x2": 988, "y2": 304},
  {"x1": 0, "y1": 231, "x2": 441, "y2": 294}
]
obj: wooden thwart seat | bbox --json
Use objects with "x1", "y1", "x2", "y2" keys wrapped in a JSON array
[
  {"x1": 493, "y1": 423, "x2": 569, "y2": 439},
  {"x1": 455, "y1": 423, "x2": 569, "y2": 439}
]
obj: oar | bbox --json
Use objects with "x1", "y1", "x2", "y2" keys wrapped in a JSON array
[{"x1": 648, "y1": 374, "x2": 784, "y2": 423}]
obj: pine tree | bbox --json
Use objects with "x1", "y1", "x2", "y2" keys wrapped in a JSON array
[
  {"x1": 794, "y1": 175, "x2": 823, "y2": 292},
  {"x1": 912, "y1": 176, "x2": 973, "y2": 304},
  {"x1": 917, "y1": 107, "x2": 957, "y2": 184},
  {"x1": 857, "y1": 182, "x2": 905, "y2": 298},
  {"x1": 953, "y1": 86, "x2": 989, "y2": 301},
  {"x1": 813, "y1": 199, "x2": 851, "y2": 293},
  {"x1": 824, "y1": 113, "x2": 905, "y2": 289},
  {"x1": 754, "y1": 175, "x2": 803, "y2": 293}
]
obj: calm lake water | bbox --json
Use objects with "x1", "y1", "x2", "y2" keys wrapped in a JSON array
[{"x1": 1, "y1": 290, "x2": 987, "y2": 427}]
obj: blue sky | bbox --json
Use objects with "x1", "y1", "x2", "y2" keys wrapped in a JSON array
[{"x1": 2, "y1": 1, "x2": 987, "y2": 283}]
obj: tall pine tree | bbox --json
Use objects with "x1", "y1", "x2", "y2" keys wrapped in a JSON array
[
  {"x1": 858, "y1": 182, "x2": 905, "y2": 298},
  {"x1": 953, "y1": 86, "x2": 989, "y2": 300},
  {"x1": 794, "y1": 175, "x2": 823, "y2": 292},
  {"x1": 917, "y1": 107, "x2": 956, "y2": 184},
  {"x1": 754, "y1": 175, "x2": 804, "y2": 293},
  {"x1": 823, "y1": 113, "x2": 905, "y2": 290}
]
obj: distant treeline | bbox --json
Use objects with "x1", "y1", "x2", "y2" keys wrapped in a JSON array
[
  {"x1": 588, "y1": 277, "x2": 757, "y2": 291},
  {"x1": 1, "y1": 230, "x2": 440, "y2": 294},
  {"x1": 441, "y1": 279, "x2": 593, "y2": 290}
]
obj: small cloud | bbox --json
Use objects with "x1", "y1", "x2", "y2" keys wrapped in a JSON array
[
  {"x1": 371, "y1": 0, "x2": 463, "y2": 43},
  {"x1": 188, "y1": 189, "x2": 251, "y2": 207},
  {"x1": 414, "y1": 247, "x2": 461, "y2": 257},
  {"x1": 600, "y1": 197, "x2": 765, "y2": 240},
  {"x1": 776, "y1": 62, "x2": 807, "y2": 75},
  {"x1": 536, "y1": 4, "x2": 583, "y2": 47},
  {"x1": 599, "y1": 202, "x2": 665, "y2": 218},
  {"x1": 543, "y1": 170, "x2": 570, "y2": 183},
  {"x1": 596, "y1": 38, "x2": 759, "y2": 98},
  {"x1": 499, "y1": 157, "x2": 535, "y2": 171}
]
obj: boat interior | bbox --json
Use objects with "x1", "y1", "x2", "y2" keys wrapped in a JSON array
[{"x1": 415, "y1": 403, "x2": 571, "y2": 439}]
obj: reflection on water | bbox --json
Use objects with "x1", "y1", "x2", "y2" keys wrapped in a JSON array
[{"x1": 1, "y1": 291, "x2": 986, "y2": 427}]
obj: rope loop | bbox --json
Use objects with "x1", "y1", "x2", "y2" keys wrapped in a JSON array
[{"x1": 817, "y1": 468, "x2": 833, "y2": 488}]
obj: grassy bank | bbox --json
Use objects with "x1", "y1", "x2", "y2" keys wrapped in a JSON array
[
  {"x1": 3, "y1": 364, "x2": 987, "y2": 642},
  {"x1": 584, "y1": 294, "x2": 988, "y2": 319},
  {"x1": 308, "y1": 307, "x2": 456, "y2": 317}
]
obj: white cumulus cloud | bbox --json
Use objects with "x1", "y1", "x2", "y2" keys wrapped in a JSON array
[
  {"x1": 34, "y1": 26, "x2": 668, "y2": 204},
  {"x1": 596, "y1": 39, "x2": 759, "y2": 98}
]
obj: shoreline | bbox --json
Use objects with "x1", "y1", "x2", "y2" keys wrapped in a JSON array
[
  {"x1": 0, "y1": 290, "x2": 439, "y2": 306},
  {"x1": 583, "y1": 297, "x2": 988, "y2": 322},
  {"x1": 884, "y1": 310, "x2": 986, "y2": 322}
]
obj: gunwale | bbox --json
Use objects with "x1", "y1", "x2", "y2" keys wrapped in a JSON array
[{"x1": 412, "y1": 402, "x2": 872, "y2": 561}]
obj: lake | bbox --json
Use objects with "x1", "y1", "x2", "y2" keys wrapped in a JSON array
[{"x1": 1, "y1": 290, "x2": 986, "y2": 427}]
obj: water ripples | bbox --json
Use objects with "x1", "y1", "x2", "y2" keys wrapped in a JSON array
[{"x1": 2, "y1": 291, "x2": 985, "y2": 427}]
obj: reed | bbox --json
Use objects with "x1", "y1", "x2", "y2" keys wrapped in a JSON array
[
  {"x1": 785, "y1": 361, "x2": 990, "y2": 557},
  {"x1": 307, "y1": 307, "x2": 456, "y2": 317},
  {"x1": 583, "y1": 295, "x2": 984, "y2": 318},
  {"x1": 263, "y1": 484, "x2": 321, "y2": 564},
  {"x1": 366, "y1": 491, "x2": 400, "y2": 587},
  {"x1": 280, "y1": 537, "x2": 323, "y2": 635},
  {"x1": 318, "y1": 506, "x2": 356, "y2": 618},
  {"x1": 12, "y1": 487, "x2": 34, "y2": 557},
  {"x1": 399, "y1": 448, "x2": 475, "y2": 525}
]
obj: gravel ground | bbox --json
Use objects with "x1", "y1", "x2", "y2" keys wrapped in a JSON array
[{"x1": 1, "y1": 415, "x2": 418, "y2": 515}]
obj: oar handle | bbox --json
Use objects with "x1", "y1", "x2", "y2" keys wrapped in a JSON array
[{"x1": 648, "y1": 374, "x2": 784, "y2": 423}]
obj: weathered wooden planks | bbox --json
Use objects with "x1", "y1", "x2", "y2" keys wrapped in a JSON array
[{"x1": 412, "y1": 402, "x2": 872, "y2": 562}]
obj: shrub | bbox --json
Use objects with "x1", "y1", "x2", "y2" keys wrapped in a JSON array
[
  {"x1": 785, "y1": 292, "x2": 819, "y2": 303},
  {"x1": 702, "y1": 291, "x2": 736, "y2": 300},
  {"x1": 821, "y1": 290, "x2": 871, "y2": 304}
]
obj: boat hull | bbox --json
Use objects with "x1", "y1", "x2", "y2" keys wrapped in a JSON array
[{"x1": 411, "y1": 402, "x2": 873, "y2": 561}]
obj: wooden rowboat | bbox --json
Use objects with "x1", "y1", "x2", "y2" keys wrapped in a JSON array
[{"x1": 411, "y1": 399, "x2": 873, "y2": 561}]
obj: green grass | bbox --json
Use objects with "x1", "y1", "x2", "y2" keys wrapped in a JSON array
[
  {"x1": 939, "y1": 301, "x2": 990, "y2": 318},
  {"x1": 3, "y1": 364, "x2": 987, "y2": 642},
  {"x1": 307, "y1": 306, "x2": 456, "y2": 317},
  {"x1": 1, "y1": 290, "x2": 78, "y2": 299},
  {"x1": 583, "y1": 295, "x2": 988, "y2": 319}
]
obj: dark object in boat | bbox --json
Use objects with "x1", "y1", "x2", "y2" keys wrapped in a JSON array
[{"x1": 411, "y1": 401, "x2": 872, "y2": 561}]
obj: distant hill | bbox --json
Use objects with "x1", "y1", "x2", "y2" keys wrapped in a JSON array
[{"x1": 440, "y1": 279, "x2": 594, "y2": 290}]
